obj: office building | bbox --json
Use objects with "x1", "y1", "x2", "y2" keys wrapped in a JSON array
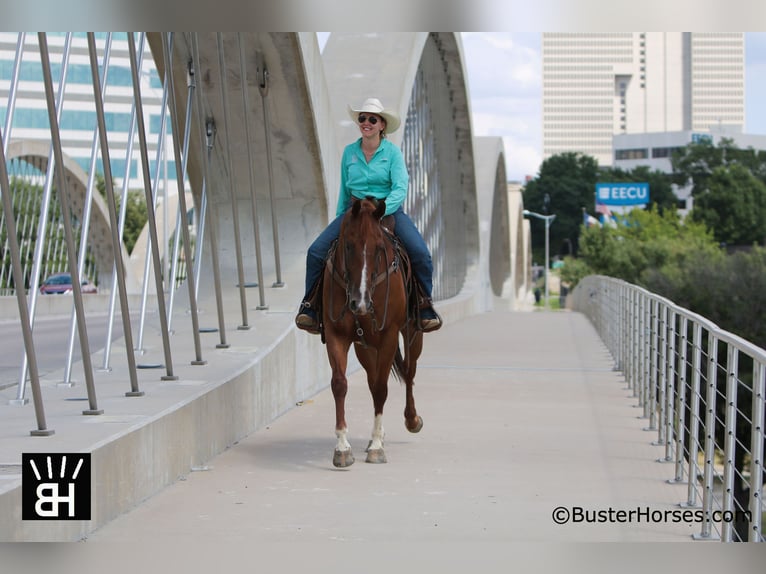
[{"x1": 542, "y1": 33, "x2": 745, "y2": 166}]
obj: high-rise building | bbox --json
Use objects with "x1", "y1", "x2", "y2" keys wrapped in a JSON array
[
  {"x1": 0, "y1": 32, "x2": 172, "y2": 189},
  {"x1": 542, "y1": 33, "x2": 745, "y2": 166}
]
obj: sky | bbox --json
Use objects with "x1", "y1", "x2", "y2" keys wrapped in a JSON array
[
  {"x1": 461, "y1": 32, "x2": 766, "y2": 182},
  {"x1": 319, "y1": 32, "x2": 766, "y2": 182}
]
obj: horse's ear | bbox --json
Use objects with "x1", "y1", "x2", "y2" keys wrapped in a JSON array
[
  {"x1": 374, "y1": 199, "x2": 386, "y2": 220},
  {"x1": 351, "y1": 199, "x2": 362, "y2": 217}
]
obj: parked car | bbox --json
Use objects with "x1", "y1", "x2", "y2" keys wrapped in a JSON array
[{"x1": 39, "y1": 272, "x2": 98, "y2": 295}]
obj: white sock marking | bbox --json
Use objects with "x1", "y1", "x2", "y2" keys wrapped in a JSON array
[
  {"x1": 369, "y1": 414, "x2": 385, "y2": 451},
  {"x1": 335, "y1": 427, "x2": 351, "y2": 452}
]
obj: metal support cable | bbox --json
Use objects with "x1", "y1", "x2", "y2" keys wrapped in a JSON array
[
  {"x1": 192, "y1": 33, "x2": 229, "y2": 348},
  {"x1": 193, "y1": 187, "x2": 207, "y2": 300},
  {"x1": 127, "y1": 32, "x2": 177, "y2": 381},
  {"x1": 102, "y1": 32, "x2": 145, "y2": 371},
  {"x1": 163, "y1": 32, "x2": 205, "y2": 366},
  {"x1": 165, "y1": 61, "x2": 196, "y2": 335},
  {"x1": 234, "y1": 37, "x2": 267, "y2": 310},
  {"x1": 218, "y1": 33, "x2": 251, "y2": 328},
  {"x1": 62, "y1": 32, "x2": 114, "y2": 387},
  {"x1": 255, "y1": 48, "x2": 283, "y2": 288},
  {"x1": 0, "y1": 121, "x2": 52, "y2": 434},
  {"x1": 134, "y1": 38, "x2": 171, "y2": 355},
  {"x1": 1, "y1": 33, "x2": 25, "y2": 156},
  {"x1": 0, "y1": 33, "x2": 26, "y2": 294},
  {"x1": 14, "y1": 32, "x2": 73, "y2": 403},
  {"x1": 86, "y1": 32, "x2": 143, "y2": 398},
  {"x1": 42, "y1": 33, "x2": 103, "y2": 413}
]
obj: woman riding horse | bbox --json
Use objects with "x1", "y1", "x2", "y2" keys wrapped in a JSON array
[{"x1": 295, "y1": 97, "x2": 441, "y2": 334}]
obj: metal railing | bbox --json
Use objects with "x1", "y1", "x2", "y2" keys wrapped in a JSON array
[{"x1": 572, "y1": 275, "x2": 765, "y2": 542}]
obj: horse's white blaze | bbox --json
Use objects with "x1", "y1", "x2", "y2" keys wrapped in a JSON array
[
  {"x1": 358, "y1": 242, "x2": 369, "y2": 312},
  {"x1": 369, "y1": 414, "x2": 385, "y2": 451},
  {"x1": 335, "y1": 427, "x2": 351, "y2": 452}
]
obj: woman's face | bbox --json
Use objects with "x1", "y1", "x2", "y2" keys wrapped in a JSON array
[{"x1": 357, "y1": 113, "x2": 386, "y2": 138}]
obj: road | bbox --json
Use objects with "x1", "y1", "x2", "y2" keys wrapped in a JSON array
[{"x1": 0, "y1": 309, "x2": 127, "y2": 391}]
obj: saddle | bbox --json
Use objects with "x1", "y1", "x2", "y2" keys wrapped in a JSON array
[{"x1": 306, "y1": 216, "x2": 430, "y2": 343}]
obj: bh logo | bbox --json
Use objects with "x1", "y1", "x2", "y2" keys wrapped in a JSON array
[{"x1": 22, "y1": 453, "x2": 91, "y2": 520}]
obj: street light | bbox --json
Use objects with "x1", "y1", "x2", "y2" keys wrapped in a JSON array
[{"x1": 523, "y1": 209, "x2": 556, "y2": 309}]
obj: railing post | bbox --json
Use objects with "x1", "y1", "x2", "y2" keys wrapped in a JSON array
[
  {"x1": 749, "y1": 361, "x2": 765, "y2": 541},
  {"x1": 720, "y1": 345, "x2": 738, "y2": 542},
  {"x1": 694, "y1": 333, "x2": 719, "y2": 540},
  {"x1": 682, "y1": 323, "x2": 704, "y2": 509},
  {"x1": 670, "y1": 315, "x2": 689, "y2": 483}
]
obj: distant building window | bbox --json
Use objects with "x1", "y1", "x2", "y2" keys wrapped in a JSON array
[
  {"x1": 652, "y1": 146, "x2": 684, "y2": 158},
  {"x1": 615, "y1": 148, "x2": 649, "y2": 160}
]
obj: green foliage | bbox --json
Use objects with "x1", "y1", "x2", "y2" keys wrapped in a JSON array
[
  {"x1": 688, "y1": 164, "x2": 766, "y2": 246},
  {"x1": 95, "y1": 173, "x2": 148, "y2": 254},
  {"x1": 573, "y1": 206, "x2": 766, "y2": 349},
  {"x1": 119, "y1": 191, "x2": 148, "y2": 254},
  {"x1": 578, "y1": 206, "x2": 718, "y2": 285},
  {"x1": 558, "y1": 255, "x2": 592, "y2": 289},
  {"x1": 522, "y1": 152, "x2": 599, "y2": 259}
]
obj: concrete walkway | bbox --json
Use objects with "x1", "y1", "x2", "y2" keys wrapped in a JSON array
[{"x1": 87, "y1": 310, "x2": 697, "y2": 547}]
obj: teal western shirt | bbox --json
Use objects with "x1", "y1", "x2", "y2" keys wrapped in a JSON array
[{"x1": 336, "y1": 138, "x2": 409, "y2": 218}]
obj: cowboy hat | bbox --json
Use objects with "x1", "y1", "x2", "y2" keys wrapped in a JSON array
[{"x1": 347, "y1": 97, "x2": 401, "y2": 133}]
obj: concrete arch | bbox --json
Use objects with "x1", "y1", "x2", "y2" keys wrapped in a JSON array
[
  {"x1": 474, "y1": 137, "x2": 511, "y2": 305},
  {"x1": 147, "y1": 32, "x2": 333, "y2": 293},
  {"x1": 5, "y1": 139, "x2": 133, "y2": 292},
  {"x1": 152, "y1": 32, "x2": 516, "y2": 318}
]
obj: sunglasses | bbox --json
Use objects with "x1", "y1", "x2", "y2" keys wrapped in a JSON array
[{"x1": 357, "y1": 114, "x2": 380, "y2": 125}]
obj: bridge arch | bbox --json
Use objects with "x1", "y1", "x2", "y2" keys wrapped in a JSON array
[{"x1": 4, "y1": 139, "x2": 134, "y2": 292}]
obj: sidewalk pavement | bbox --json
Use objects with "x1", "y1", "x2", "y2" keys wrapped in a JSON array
[{"x1": 87, "y1": 310, "x2": 697, "y2": 548}]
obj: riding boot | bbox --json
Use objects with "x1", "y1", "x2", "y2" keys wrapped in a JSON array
[
  {"x1": 295, "y1": 280, "x2": 322, "y2": 335},
  {"x1": 295, "y1": 302, "x2": 320, "y2": 334},
  {"x1": 416, "y1": 289, "x2": 442, "y2": 333}
]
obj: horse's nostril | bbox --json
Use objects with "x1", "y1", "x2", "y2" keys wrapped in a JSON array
[{"x1": 350, "y1": 300, "x2": 358, "y2": 312}]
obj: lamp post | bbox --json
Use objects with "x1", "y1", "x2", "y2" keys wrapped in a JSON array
[{"x1": 523, "y1": 209, "x2": 556, "y2": 309}]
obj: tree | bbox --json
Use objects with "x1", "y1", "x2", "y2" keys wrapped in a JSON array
[
  {"x1": 522, "y1": 152, "x2": 599, "y2": 260},
  {"x1": 95, "y1": 174, "x2": 148, "y2": 254},
  {"x1": 688, "y1": 164, "x2": 766, "y2": 246},
  {"x1": 576, "y1": 206, "x2": 719, "y2": 286}
]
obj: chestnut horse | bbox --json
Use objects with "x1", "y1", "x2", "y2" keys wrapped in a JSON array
[{"x1": 322, "y1": 197, "x2": 424, "y2": 467}]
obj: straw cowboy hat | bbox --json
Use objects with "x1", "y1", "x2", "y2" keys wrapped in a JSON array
[{"x1": 347, "y1": 97, "x2": 401, "y2": 133}]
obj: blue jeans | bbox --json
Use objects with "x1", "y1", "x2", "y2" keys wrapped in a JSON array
[{"x1": 303, "y1": 206, "x2": 434, "y2": 301}]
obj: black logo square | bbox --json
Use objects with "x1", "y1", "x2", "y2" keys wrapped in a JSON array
[{"x1": 22, "y1": 453, "x2": 91, "y2": 520}]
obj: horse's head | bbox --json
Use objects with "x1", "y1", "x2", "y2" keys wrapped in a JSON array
[{"x1": 339, "y1": 197, "x2": 388, "y2": 316}]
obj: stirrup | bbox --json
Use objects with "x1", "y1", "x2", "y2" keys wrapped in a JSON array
[
  {"x1": 295, "y1": 302, "x2": 320, "y2": 334},
  {"x1": 418, "y1": 305, "x2": 442, "y2": 333}
]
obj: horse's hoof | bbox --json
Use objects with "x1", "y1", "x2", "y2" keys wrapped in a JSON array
[
  {"x1": 365, "y1": 439, "x2": 385, "y2": 452},
  {"x1": 333, "y1": 449, "x2": 355, "y2": 468},
  {"x1": 365, "y1": 449, "x2": 387, "y2": 464},
  {"x1": 407, "y1": 415, "x2": 423, "y2": 433}
]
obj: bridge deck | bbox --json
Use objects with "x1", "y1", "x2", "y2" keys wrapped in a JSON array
[{"x1": 86, "y1": 310, "x2": 696, "y2": 545}]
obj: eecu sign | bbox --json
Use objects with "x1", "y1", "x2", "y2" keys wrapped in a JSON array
[{"x1": 595, "y1": 182, "x2": 649, "y2": 206}]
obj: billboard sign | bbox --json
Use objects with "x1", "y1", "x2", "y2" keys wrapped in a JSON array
[{"x1": 595, "y1": 182, "x2": 649, "y2": 206}]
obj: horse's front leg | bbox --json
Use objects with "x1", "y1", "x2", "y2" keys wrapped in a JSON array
[
  {"x1": 327, "y1": 337, "x2": 354, "y2": 468},
  {"x1": 358, "y1": 341, "x2": 395, "y2": 464}
]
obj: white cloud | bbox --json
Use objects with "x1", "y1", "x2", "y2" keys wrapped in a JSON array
[{"x1": 462, "y1": 32, "x2": 543, "y2": 180}]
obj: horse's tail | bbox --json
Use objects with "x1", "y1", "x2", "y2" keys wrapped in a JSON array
[{"x1": 391, "y1": 345, "x2": 406, "y2": 384}]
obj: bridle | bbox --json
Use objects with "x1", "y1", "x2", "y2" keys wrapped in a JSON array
[{"x1": 326, "y1": 223, "x2": 400, "y2": 339}]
